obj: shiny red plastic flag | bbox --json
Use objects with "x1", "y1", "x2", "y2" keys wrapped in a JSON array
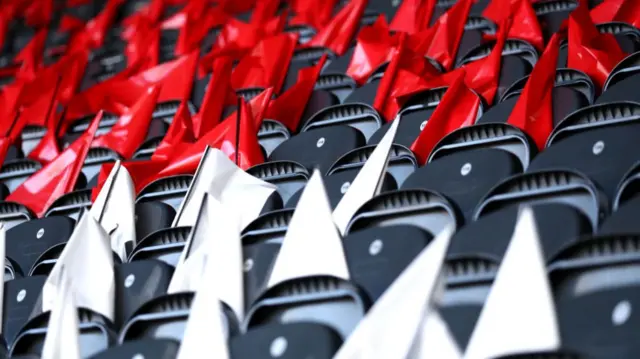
[
  {"x1": 423, "y1": 0, "x2": 473, "y2": 70},
  {"x1": 506, "y1": 0, "x2": 544, "y2": 51},
  {"x1": 373, "y1": 35, "x2": 443, "y2": 121},
  {"x1": 304, "y1": 0, "x2": 368, "y2": 56},
  {"x1": 346, "y1": 16, "x2": 399, "y2": 86},
  {"x1": 568, "y1": 2, "x2": 627, "y2": 89},
  {"x1": 83, "y1": 0, "x2": 124, "y2": 48},
  {"x1": 23, "y1": 0, "x2": 54, "y2": 28},
  {"x1": 591, "y1": 0, "x2": 640, "y2": 27},
  {"x1": 483, "y1": 0, "x2": 520, "y2": 23},
  {"x1": 193, "y1": 56, "x2": 234, "y2": 139},
  {"x1": 410, "y1": 70, "x2": 480, "y2": 164},
  {"x1": 128, "y1": 51, "x2": 198, "y2": 103},
  {"x1": 251, "y1": 0, "x2": 281, "y2": 25},
  {"x1": 507, "y1": 34, "x2": 560, "y2": 150},
  {"x1": 126, "y1": 26, "x2": 161, "y2": 73},
  {"x1": 150, "y1": 88, "x2": 273, "y2": 181},
  {"x1": 201, "y1": 12, "x2": 288, "y2": 64},
  {"x1": 13, "y1": 29, "x2": 47, "y2": 82},
  {"x1": 390, "y1": 0, "x2": 436, "y2": 34},
  {"x1": 22, "y1": 79, "x2": 62, "y2": 164},
  {"x1": 7, "y1": 111, "x2": 102, "y2": 217},
  {"x1": 222, "y1": 98, "x2": 265, "y2": 170},
  {"x1": 92, "y1": 86, "x2": 161, "y2": 159},
  {"x1": 152, "y1": 100, "x2": 194, "y2": 162},
  {"x1": 462, "y1": 18, "x2": 510, "y2": 105},
  {"x1": 231, "y1": 33, "x2": 298, "y2": 94},
  {"x1": 266, "y1": 55, "x2": 328, "y2": 131},
  {"x1": 289, "y1": 0, "x2": 339, "y2": 29}
]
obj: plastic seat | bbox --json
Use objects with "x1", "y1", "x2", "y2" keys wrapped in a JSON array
[
  {"x1": 345, "y1": 188, "x2": 459, "y2": 237},
  {"x1": 258, "y1": 119, "x2": 291, "y2": 157},
  {"x1": 87, "y1": 339, "x2": 180, "y2": 359},
  {"x1": 129, "y1": 226, "x2": 191, "y2": 265},
  {"x1": 5, "y1": 216, "x2": 75, "y2": 277},
  {"x1": 243, "y1": 242, "x2": 281, "y2": 308},
  {"x1": 0, "y1": 159, "x2": 42, "y2": 193},
  {"x1": 136, "y1": 175, "x2": 193, "y2": 211},
  {"x1": 134, "y1": 201, "x2": 176, "y2": 242},
  {"x1": 301, "y1": 103, "x2": 383, "y2": 141},
  {"x1": 114, "y1": 260, "x2": 174, "y2": 329},
  {"x1": 81, "y1": 147, "x2": 121, "y2": 187},
  {"x1": 230, "y1": 323, "x2": 343, "y2": 359},
  {"x1": 343, "y1": 224, "x2": 433, "y2": 302},
  {"x1": 534, "y1": 0, "x2": 579, "y2": 42},
  {"x1": 247, "y1": 161, "x2": 310, "y2": 205},
  {"x1": 44, "y1": 188, "x2": 91, "y2": 220},
  {"x1": 3, "y1": 275, "x2": 47, "y2": 347},
  {"x1": 403, "y1": 148, "x2": 523, "y2": 222},
  {"x1": 269, "y1": 126, "x2": 366, "y2": 174}
]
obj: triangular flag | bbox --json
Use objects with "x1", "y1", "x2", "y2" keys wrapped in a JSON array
[{"x1": 303, "y1": 0, "x2": 368, "y2": 56}]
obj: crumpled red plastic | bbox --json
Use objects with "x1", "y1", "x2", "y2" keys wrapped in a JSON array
[
  {"x1": 92, "y1": 85, "x2": 161, "y2": 158},
  {"x1": 484, "y1": 0, "x2": 543, "y2": 51},
  {"x1": 266, "y1": 55, "x2": 328, "y2": 132},
  {"x1": 461, "y1": 18, "x2": 510, "y2": 105},
  {"x1": 422, "y1": 0, "x2": 473, "y2": 70},
  {"x1": 346, "y1": 16, "x2": 399, "y2": 86},
  {"x1": 410, "y1": 70, "x2": 481, "y2": 164},
  {"x1": 507, "y1": 33, "x2": 561, "y2": 150},
  {"x1": 373, "y1": 34, "x2": 443, "y2": 121},
  {"x1": 231, "y1": 33, "x2": 298, "y2": 94},
  {"x1": 21, "y1": 78, "x2": 62, "y2": 164},
  {"x1": 147, "y1": 88, "x2": 273, "y2": 183},
  {"x1": 591, "y1": 0, "x2": 640, "y2": 27},
  {"x1": 201, "y1": 12, "x2": 288, "y2": 66},
  {"x1": 152, "y1": 100, "x2": 194, "y2": 162},
  {"x1": 303, "y1": 0, "x2": 368, "y2": 56},
  {"x1": 220, "y1": 97, "x2": 265, "y2": 169},
  {"x1": 7, "y1": 111, "x2": 102, "y2": 217},
  {"x1": 568, "y1": 1, "x2": 627, "y2": 89},
  {"x1": 289, "y1": 0, "x2": 339, "y2": 30},
  {"x1": 193, "y1": 56, "x2": 234, "y2": 139},
  {"x1": 390, "y1": 0, "x2": 436, "y2": 34}
]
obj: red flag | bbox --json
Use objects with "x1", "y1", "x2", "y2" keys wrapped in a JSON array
[
  {"x1": 507, "y1": 34, "x2": 561, "y2": 150},
  {"x1": 373, "y1": 35, "x2": 443, "y2": 121},
  {"x1": 462, "y1": 19, "x2": 510, "y2": 105},
  {"x1": 303, "y1": 0, "x2": 368, "y2": 56},
  {"x1": 152, "y1": 100, "x2": 194, "y2": 162},
  {"x1": 410, "y1": 70, "x2": 481, "y2": 164},
  {"x1": 267, "y1": 55, "x2": 328, "y2": 131},
  {"x1": 590, "y1": 0, "x2": 640, "y2": 27},
  {"x1": 346, "y1": 16, "x2": 399, "y2": 86},
  {"x1": 201, "y1": 12, "x2": 288, "y2": 65},
  {"x1": 506, "y1": 0, "x2": 544, "y2": 51},
  {"x1": 127, "y1": 51, "x2": 198, "y2": 104},
  {"x1": 483, "y1": 0, "x2": 520, "y2": 23},
  {"x1": 193, "y1": 57, "x2": 234, "y2": 138},
  {"x1": 92, "y1": 86, "x2": 161, "y2": 158},
  {"x1": 83, "y1": 0, "x2": 124, "y2": 47},
  {"x1": 13, "y1": 29, "x2": 47, "y2": 82},
  {"x1": 92, "y1": 158, "x2": 169, "y2": 200},
  {"x1": 251, "y1": 0, "x2": 281, "y2": 25},
  {"x1": 289, "y1": 0, "x2": 339, "y2": 29},
  {"x1": 148, "y1": 88, "x2": 273, "y2": 182},
  {"x1": 231, "y1": 33, "x2": 298, "y2": 93},
  {"x1": 7, "y1": 111, "x2": 102, "y2": 217},
  {"x1": 390, "y1": 0, "x2": 436, "y2": 34},
  {"x1": 568, "y1": 2, "x2": 627, "y2": 89},
  {"x1": 221, "y1": 97, "x2": 265, "y2": 170},
  {"x1": 423, "y1": 0, "x2": 473, "y2": 70},
  {"x1": 22, "y1": 78, "x2": 62, "y2": 164}
]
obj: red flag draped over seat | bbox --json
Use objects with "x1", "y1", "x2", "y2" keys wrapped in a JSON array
[
  {"x1": 390, "y1": 0, "x2": 436, "y2": 34},
  {"x1": 568, "y1": 1, "x2": 627, "y2": 90},
  {"x1": 303, "y1": 0, "x2": 368, "y2": 56},
  {"x1": 152, "y1": 100, "x2": 194, "y2": 162},
  {"x1": 422, "y1": 0, "x2": 473, "y2": 70},
  {"x1": 373, "y1": 34, "x2": 443, "y2": 121},
  {"x1": 591, "y1": 0, "x2": 640, "y2": 27},
  {"x1": 7, "y1": 111, "x2": 103, "y2": 217},
  {"x1": 220, "y1": 97, "x2": 265, "y2": 170},
  {"x1": 410, "y1": 70, "x2": 481, "y2": 164},
  {"x1": 146, "y1": 88, "x2": 273, "y2": 183},
  {"x1": 289, "y1": 0, "x2": 339, "y2": 30},
  {"x1": 92, "y1": 85, "x2": 161, "y2": 158},
  {"x1": 266, "y1": 55, "x2": 328, "y2": 132},
  {"x1": 461, "y1": 19, "x2": 511, "y2": 105},
  {"x1": 346, "y1": 16, "x2": 399, "y2": 86},
  {"x1": 231, "y1": 33, "x2": 298, "y2": 94},
  {"x1": 507, "y1": 34, "x2": 561, "y2": 150},
  {"x1": 193, "y1": 56, "x2": 234, "y2": 139}
]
